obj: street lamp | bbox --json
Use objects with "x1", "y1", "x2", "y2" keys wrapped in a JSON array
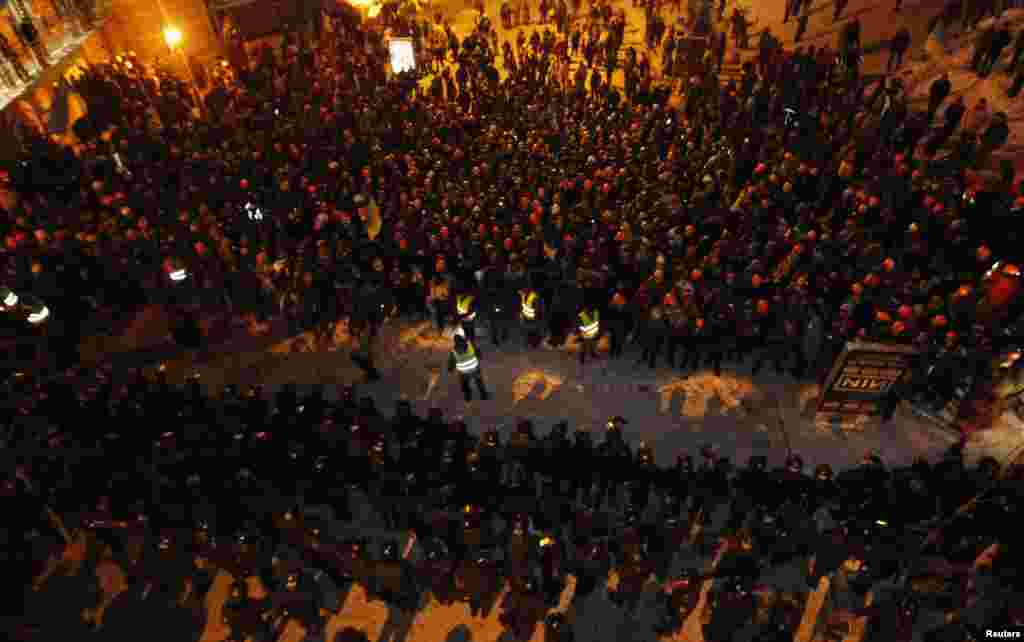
[
  {"x1": 163, "y1": 26, "x2": 183, "y2": 48},
  {"x1": 161, "y1": 26, "x2": 204, "y2": 117}
]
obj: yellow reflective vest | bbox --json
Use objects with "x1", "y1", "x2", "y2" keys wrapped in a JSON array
[
  {"x1": 457, "y1": 294, "x2": 477, "y2": 321},
  {"x1": 521, "y1": 291, "x2": 538, "y2": 320},
  {"x1": 578, "y1": 309, "x2": 600, "y2": 339},
  {"x1": 453, "y1": 343, "x2": 480, "y2": 374}
]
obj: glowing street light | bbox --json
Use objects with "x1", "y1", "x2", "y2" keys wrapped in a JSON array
[
  {"x1": 349, "y1": 0, "x2": 383, "y2": 18},
  {"x1": 161, "y1": 26, "x2": 205, "y2": 118},
  {"x1": 163, "y1": 26, "x2": 183, "y2": 49}
]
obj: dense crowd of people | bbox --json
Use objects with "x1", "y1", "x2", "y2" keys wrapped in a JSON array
[
  {"x1": 5, "y1": 370, "x2": 1024, "y2": 642},
  {"x1": 2, "y1": 0, "x2": 1024, "y2": 639},
  {"x1": 2, "y1": 0, "x2": 1023, "y2": 403}
]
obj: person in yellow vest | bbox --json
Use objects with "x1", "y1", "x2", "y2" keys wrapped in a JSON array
[
  {"x1": 576, "y1": 303, "x2": 601, "y2": 365},
  {"x1": 456, "y1": 289, "x2": 480, "y2": 346},
  {"x1": 520, "y1": 287, "x2": 545, "y2": 348},
  {"x1": 448, "y1": 333, "x2": 490, "y2": 401}
]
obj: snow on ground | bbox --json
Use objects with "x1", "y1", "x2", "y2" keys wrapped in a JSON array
[
  {"x1": 902, "y1": 10, "x2": 1024, "y2": 165},
  {"x1": 152, "y1": 316, "x2": 981, "y2": 475},
  {"x1": 965, "y1": 402, "x2": 1024, "y2": 464}
]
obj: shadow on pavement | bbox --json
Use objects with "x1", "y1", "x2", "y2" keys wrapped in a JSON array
[{"x1": 443, "y1": 624, "x2": 473, "y2": 642}]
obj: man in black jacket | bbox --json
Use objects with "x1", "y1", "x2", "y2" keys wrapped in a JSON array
[
  {"x1": 751, "y1": 300, "x2": 788, "y2": 375},
  {"x1": 924, "y1": 95, "x2": 966, "y2": 156},
  {"x1": 971, "y1": 25, "x2": 998, "y2": 72},
  {"x1": 18, "y1": 19, "x2": 47, "y2": 68},
  {"x1": 888, "y1": 27, "x2": 911, "y2": 72},
  {"x1": 1010, "y1": 57, "x2": 1024, "y2": 96},
  {"x1": 569, "y1": 429, "x2": 594, "y2": 504},
  {"x1": 981, "y1": 22, "x2": 1013, "y2": 76},
  {"x1": 639, "y1": 305, "x2": 668, "y2": 369},
  {"x1": 929, "y1": 73, "x2": 950, "y2": 124},
  {"x1": 0, "y1": 32, "x2": 29, "y2": 82},
  {"x1": 977, "y1": 112, "x2": 1010, "y2": 167}
]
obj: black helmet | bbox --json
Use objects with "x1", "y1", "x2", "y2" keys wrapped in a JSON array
[
  {"x1": 195, "y1": 519, "x2": 212, "y2": 537},
  {"x1": 677, "y1": 454, "x2": 693, "y2": 472},
  {"x1": 897, "y1": 593, "x2": 919, "y2": 618},
  {"x1": 624, "y1": 507, "x2": 639, "y2": 526},
  {"x1": 545, "y1": 612, "x2": 567, "y2": 629},
  {"x1": 157, "y1": 532, "x2": 174, "y2": 551},
  {"x1": 977, "y1": 456, "x2": 1000, "y2": 479},
  {"x1": 715, "y1": 457, "x2": 733, "y2": 474},
  {"x1": 313, "y1": 455, "x2": 328, "y2": 473},
  {"x1": 425, "y1": 538, "x2": 448, "y2": 560}
]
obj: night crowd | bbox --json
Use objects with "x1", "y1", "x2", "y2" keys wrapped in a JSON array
[
  {"x1": 4, "y1": 372, "x2": 1024, "y2": 642},
  {"x1": 2, "y1": 0, "x2": 1024, "y2": 639},
  {"x1": 2, "y1": 0, "x2": 1024, "y2": 406}
]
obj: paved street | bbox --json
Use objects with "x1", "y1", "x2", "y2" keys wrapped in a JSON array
[
  {"x1": 150, "y1": 314, "x2": 963, "y2": 473},
  {"x1": 427, "y1": 0, "x2": 948, "y2": 82},
  {"x1": 186, "y1": 486, "x2": 818, "y2": 642}
]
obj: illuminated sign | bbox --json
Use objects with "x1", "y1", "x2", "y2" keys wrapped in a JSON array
[
  {"x1": 833, "y1": 376, "x2": 893, "y2": 393},
  {"x1": 818, "y1": 342, "x2": 919, "y2": 416},
  {"x1": 388, "y1": 38, "x2": 416, "y2": 74}
]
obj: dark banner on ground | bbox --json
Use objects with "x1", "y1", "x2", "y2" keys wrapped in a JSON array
[{"x1": 818, "y1": 341, "x2": 919, "y2": 417}]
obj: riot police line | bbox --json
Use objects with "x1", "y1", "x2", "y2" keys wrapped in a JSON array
[{"x1": 8, "y1": 367, "x2": 1023, "y2": 642}]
